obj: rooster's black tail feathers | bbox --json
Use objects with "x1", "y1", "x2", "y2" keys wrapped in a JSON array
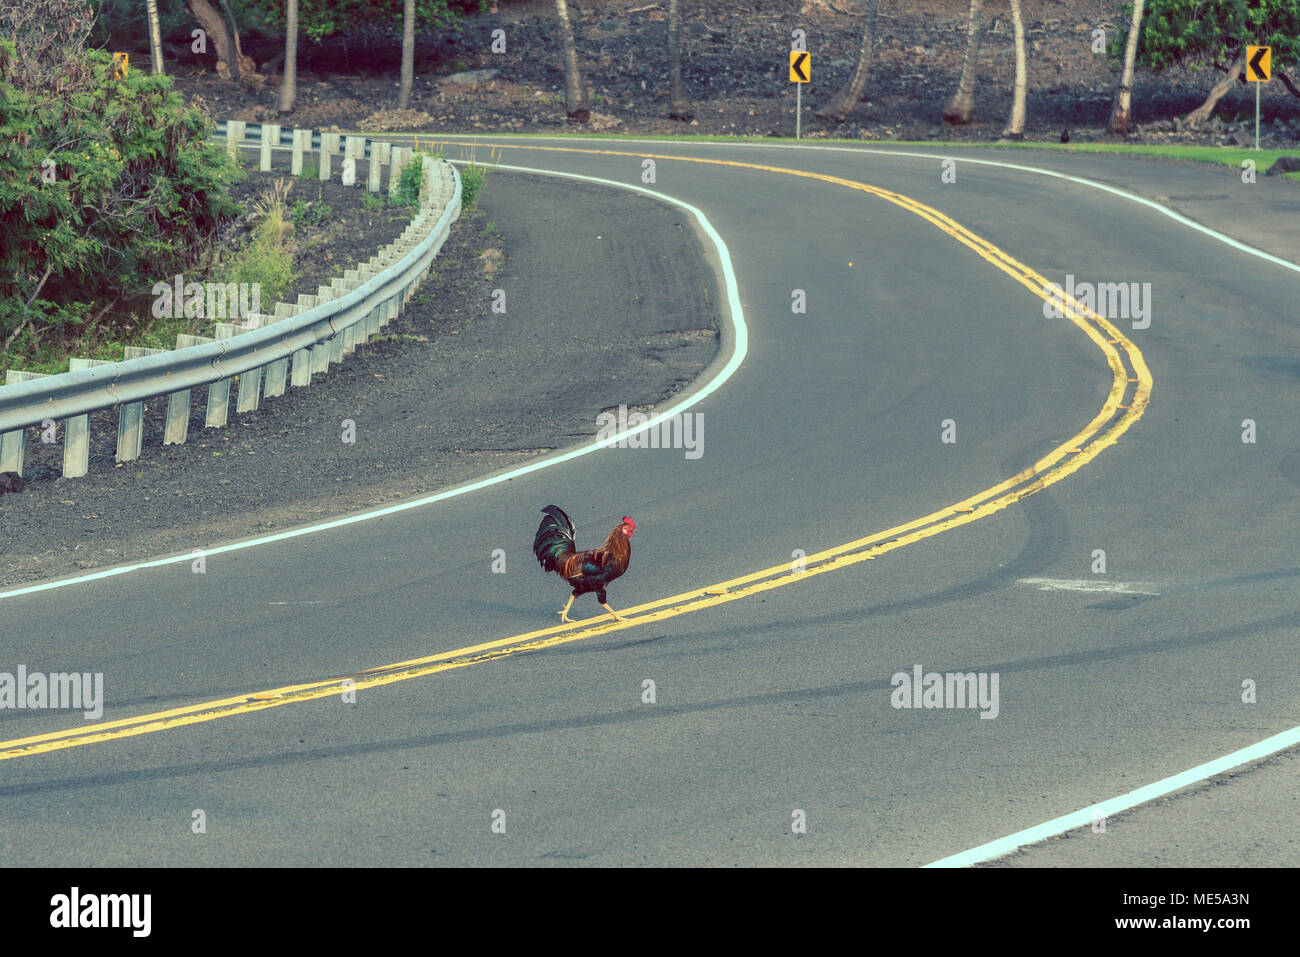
[{"x1": 533, "y1": 505, "x2": 576, "y2": 573}]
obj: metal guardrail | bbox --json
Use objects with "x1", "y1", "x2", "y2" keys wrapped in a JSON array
[
  {"x1": 0, "y1": 124, "x2": 462, "y2": 479},
  {"x1": 214, "y1": 120, "x2": 380, "y2": 157}
]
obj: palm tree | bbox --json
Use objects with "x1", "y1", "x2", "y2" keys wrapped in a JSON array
[
  {"x1": 1108, "y1": 0, "x2": 1145, "y2": 134},
  {"x1": 398, "y1": 0, "x2": 415, "y2": 110},
  {"x1": 815, "y1": 0, "x2": 879, "y2": 123},
  {"x1": 554, "y1": 0, "x2": 589, "y2": 122},
  {"x1": 667, "y1": 0, "x2": 693, "y2": 120},
  {"x1": 277, "y1": 0, "x2": 298, "y2": 112},
  {"x1": 1002, "y1": 0, "x2": 1027, "y2": 137},
  {"x1": 942, "y1": 0, "x2": 983, "y2": 124},
  {"x1": 145, "y1": 0, "x2": 165, "y2": 75}
]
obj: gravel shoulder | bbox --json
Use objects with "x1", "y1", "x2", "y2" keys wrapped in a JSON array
[{"x1": 0, "y1": 173, "x2": 720, "y2": 589}]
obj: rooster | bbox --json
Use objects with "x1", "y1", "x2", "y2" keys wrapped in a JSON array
[{"x1": 533, "y1": 505, "x2": 635, "y2": 623}]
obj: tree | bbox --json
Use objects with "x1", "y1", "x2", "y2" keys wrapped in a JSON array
[
  {"x1": 218, "y1": 0, "x2": 259, "y2": 80},
  {"x1": 667, "y1": 0, "x2": 693, "y2": 120},
  {"x1": 1108, "y1": 0, "x2": 1146, "y2": 134},
  {"x1": 942, "y1": 0, "x2": 983, "y2": 124},
  {"x1": 1002, "y1": 0, "x2": 1027, "y2": 137},
  {"x1": 1183, "y1": 48, "x2": 1248, "y2": 124},
  {"x1": 145, "y1": 0, "x2": 165, "y2": 75},
  {"x1": 816, "y1": 0, "x2": 879, "y2": 123},
  {"x1": 1123, "y1": 0, "x2": 1300, "y2": 124},
  {"x1": 185, "y1": 0, "x2": 254, "y2": 80},
  {"x1": 0, "y1": 33, "x2": 241, "y2": 357},
  {"x1": 277, "y1": 0, "x2": 298, "y2": 112},
  {"x1": 554, "y1": 0, "x2": 589, "y2": 123},
  {"x1": 398, "y1": 0, "x2": 415, "y2": 109}
]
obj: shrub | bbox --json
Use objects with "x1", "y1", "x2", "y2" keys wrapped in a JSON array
[{"x1": 0, "y1": 37, "x2": 242, "y2": 357}]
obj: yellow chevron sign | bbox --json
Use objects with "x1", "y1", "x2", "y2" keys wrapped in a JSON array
[
  {"x1": 789, "y1": 51, "x2": 810, "y2": 83},
  {"x1": 1246, "y1": 46, "x2": 1270, "y2": 82}
]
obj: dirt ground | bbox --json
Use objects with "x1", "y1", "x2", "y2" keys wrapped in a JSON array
[
  {"x1": 0, "y1": 171, "x2": 720, "y2": 589},
  {"x1": 165, "y1": 0, "x2": 1300, "y2": 147}
]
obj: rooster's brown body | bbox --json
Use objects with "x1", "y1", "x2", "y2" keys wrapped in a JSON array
[{"x1": 533, "y1": 505, "x2": 636, "y2": 622}]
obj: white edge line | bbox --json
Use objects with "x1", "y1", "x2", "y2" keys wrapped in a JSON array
[
  {"x1": 0, "y1": 165, "x2": 747, "y2": 600},
  {"x1": 925, "y1": 725, "x2": 1300, "y2": 867}
]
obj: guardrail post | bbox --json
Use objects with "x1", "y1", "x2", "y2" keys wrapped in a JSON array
[
  {"x1": 280, "y1": 300, "x2": 311, "y2": 387},
  {"x1": 254, "y1": 309, "x2": 289, "y2": 397},
  {"x1": 344, "y1": 270, "x2": 367, "y2": 345},
  {"x1": 291, "y1": 128, "x2": 311, "y2": 176},
  {"x1": 348, "y1": 268, "x2": 382, "y2": 338},
  {"x1": 315, "y1": 286, "x2": 345, "y2": 366},
  {"x1": 215, "y1": 321, "x2": 263, "y2": 413},
  {"x1": 117, "y1": 347, "x2": 167, "y2": 462},
  {"x1": 240, "y1": 316, "x2": 268, "y2": 411},
  {"x1": 0, "y1": 371, "x2": 50, "y2": 475},
  {"x1": 421, "y1": 155, "x2": 436, "y2": 205},
  {"x1": 188, "y1": 330, "x2": 231, "y2": 428},
  {"x1": 343, "y1": 136, "x2": 364, "y2": 187},
  {"x1": 320, "y1": 132, "x2": 340, "y2": 181},
  {"x1": 389, "y1": 147, "x2": 410, "y2": 197},
  {"x1": 63, "y1": 359, "x2": 115, "y2": 477},
  {"x1": 369, "y1": 141, "x2": 390, "y2": 192},
  {"x1": 292, "y1": 294, "x2": 329, "y2": 379},
  {"x1": 329, "y1": 278, "x2": 363, "y2": 355},
  {"x1": 259, "y1": 124, "x2": 280, "y2": 171},
  {"x1": 226, "y1": 120, "x2": 246, "y2": 158}
]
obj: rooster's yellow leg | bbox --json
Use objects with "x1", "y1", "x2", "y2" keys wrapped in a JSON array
[
  {"x1": 558, "y1": 595, "x2": 575, "y2": 623},
  {"x1": 601, "y1": 602, "x2": 629, "y2": 623}
]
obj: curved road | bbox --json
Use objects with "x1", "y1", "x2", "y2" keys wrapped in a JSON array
[{"x1": 1, "y1": 139, "x2": 1297, "y2": 867}]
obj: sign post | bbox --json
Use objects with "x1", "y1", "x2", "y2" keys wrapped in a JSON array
[
  {"x1": 1246, "y1": 46, "x2": 1271, "y2": 151},
  {"x1": 789, "y1": 51, "x2": 810, "y2": 140}
]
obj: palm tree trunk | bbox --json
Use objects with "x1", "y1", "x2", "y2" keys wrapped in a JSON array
[
  {"x1": 218, "y1": 0, "x2": 257, "y2": 79},
  {"x1": 277, "y1": 0, "x2": 298, "y2": 113},
  {"x1": 185, "y1": 0, "x2": 237, "y2": 80},
  {"x1": 1002, "y1": 0, "x2": 1027, "y2": 137},
  {"x1": 146, "y1": 0, "x2": 165, "y2": 75},
  {"x1": 942, "y1": 0, "x2": 982, "y2": 124},
  {"x1": 398, "y1": 0, "x2": 415, "y2": 110},
  {"x1": 815, "y1": 0, "x2": 879, "y2": 123},
  {"x1": 667, "y1": 0, "x2": 693, "y2": 120},
  {"x1": 555, "y1": 0, "x2": 589, "y2": 123},
  {"x1": 1108, "y1": 0, "x2": 1145, "y2": 134}
]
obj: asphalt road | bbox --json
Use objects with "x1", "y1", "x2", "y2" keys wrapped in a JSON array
[{"x1": 1, "y1": 138, "x2": 1296, "y2": 867}]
